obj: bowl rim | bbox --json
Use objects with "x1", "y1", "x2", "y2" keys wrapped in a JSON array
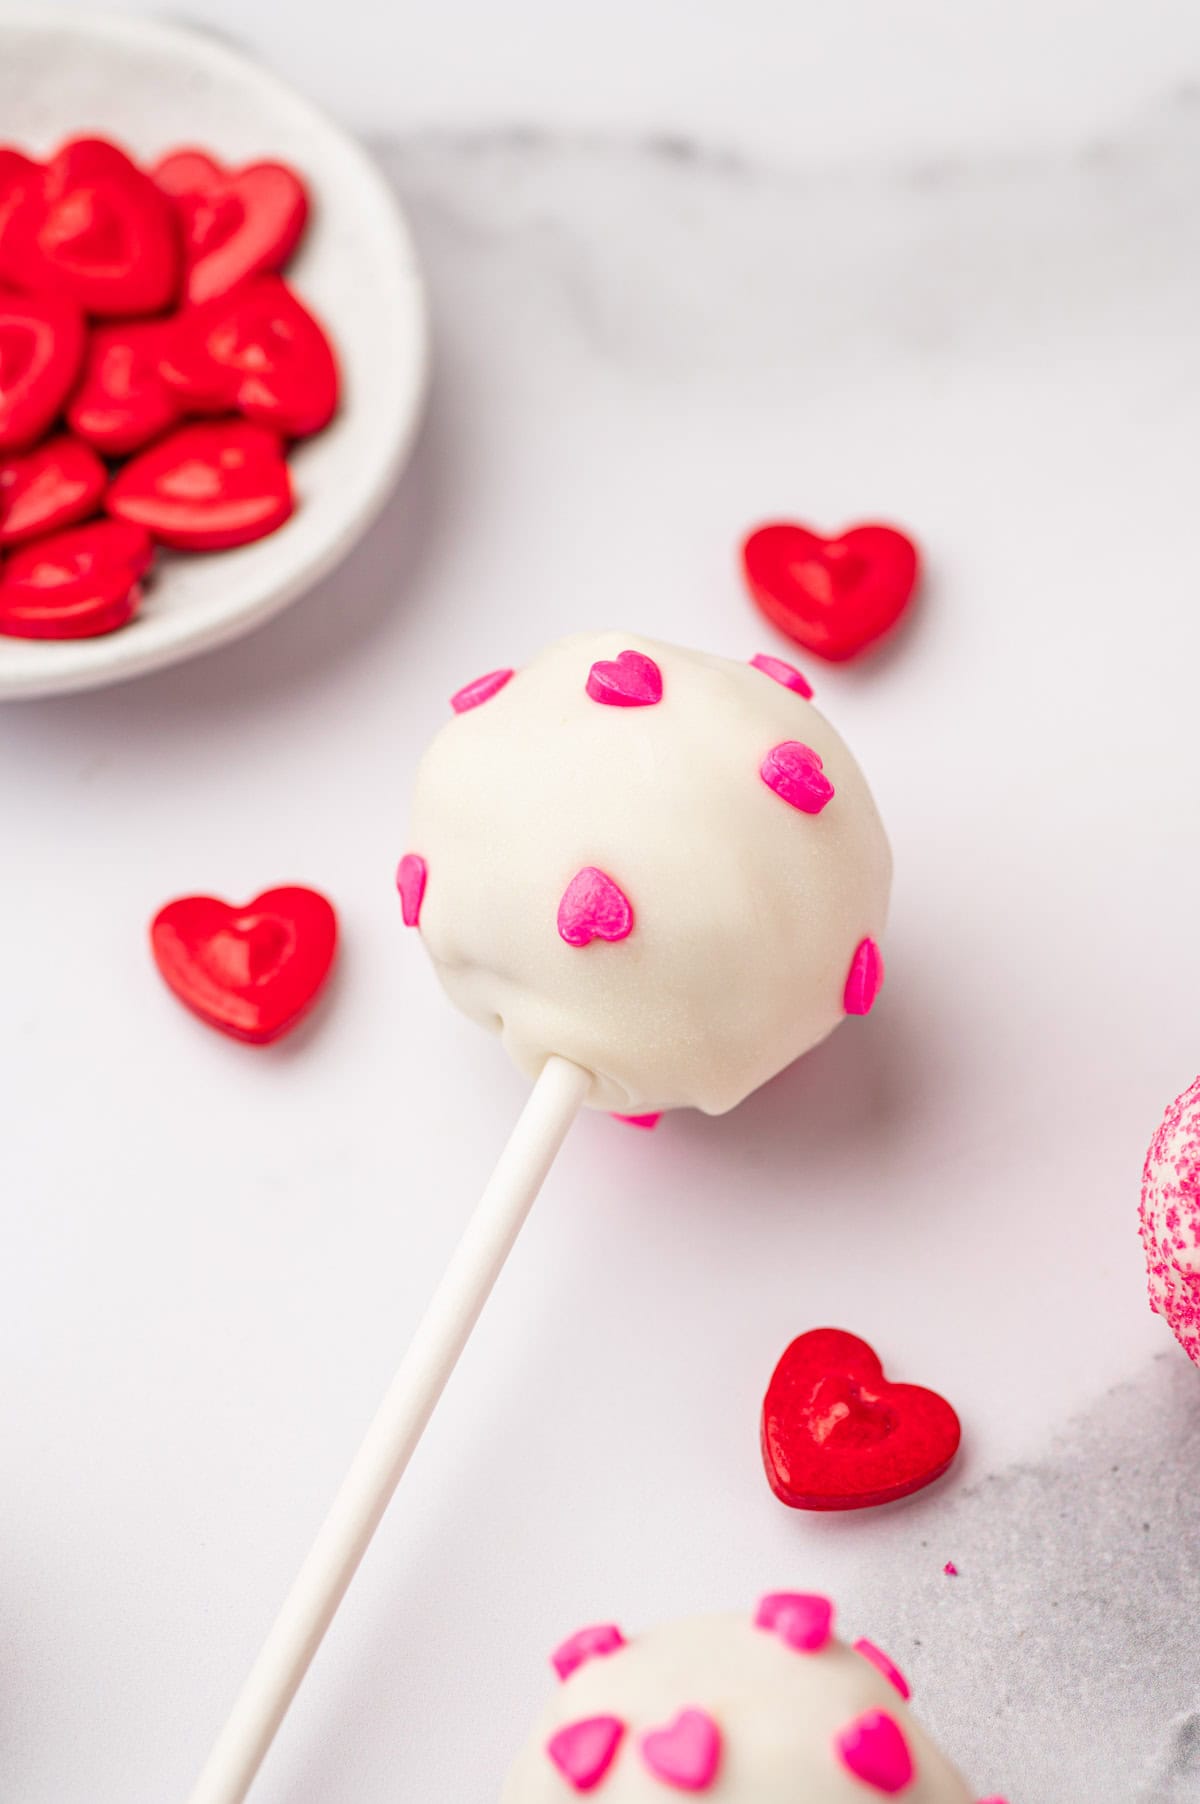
[{"x1": 0, "y1": 8, "x2": 430, "y2": 701}]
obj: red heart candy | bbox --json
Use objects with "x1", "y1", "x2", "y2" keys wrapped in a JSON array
[
  {"x1": 0, "y1": 148, "x2": 40, "y2": 271},
  {"x1": 742, "y1": 523, "x2": 919, "y2": 663},
  {"x1": 160, "y1": 275, "x2": 338, "y2": 438},
  {"x1": 150, "y1": 886, "x2": 338, "y2": 1045},
  {"x1": 0, "y1": 518, "x2": 152, "y2": 640},
  {"x1": 0, "y1": 287, "x2": 86, "y2": 450},
  {"x1": 67, "y1": 320, "x2": 181, "y2": 455},
  {"x1": 0, "y1": 434, "x2": 107, "y2": 545},
  {"x1": 154, "y1": 149, "x2": 309, "y2": 306},
  {"x1": 106, "y1": 419, "x2": 293, "y2": 551},
  {"x1": 4, "y1": 137, "x2": 181, "y2": 317},
  {"x1": 761, "y1": 1328, "x2": 961, "y2": 1511}
]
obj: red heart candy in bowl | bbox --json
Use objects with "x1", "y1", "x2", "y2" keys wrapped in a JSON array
[
  {"x1": 4, "y1": 136, "x2": 181, "y2": 317},
  {"x1": 160, "y1": 275, "x2": 339, "y2": 439},
  {"x1": 154, "y1": 149, "x2": 308, "y2": 306},
  {"x1": 0, "y1": 434, "x2": 107, "y2": 545},
  {"x1": 150, "y1": 886, "x2": 337, "y2": 1045},
  {"x1": 67, "y1": 321, "x2": 181, "y2": 455},
  {"x1": 761, "y1": 1327, "x2": 961, "y2": 1510},
  {"x1": 742, "y1": 523, "x2": 919, "y2": 663},
  {"x1": 0, "y1": 518, "x2": 152, "y2": 639},
  {"x1": 0, "y1": 287, "x2": 85, "y2": 450},
  {"x1": 107, "y1": 419, "x2": 293, "y2": 551}
]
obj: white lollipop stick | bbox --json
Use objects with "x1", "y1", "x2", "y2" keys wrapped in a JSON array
[{"x1": 187, "y1": 1054, "x2": 591, "y2": 1804}]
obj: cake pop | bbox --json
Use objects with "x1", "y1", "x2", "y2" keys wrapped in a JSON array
[
  {"x1": 186, "y1": 635, "x2": 892, "y2": 1804},
  {"x1": 504, "y1": 1597, "x2": 994, "y2": 1800},
  {"x1": 403, "y1": 633, "x2": 891, "y2": 1115},
  {"x1": 1140, "y1": 1074, "x2": 1200, "y2": 1363}
]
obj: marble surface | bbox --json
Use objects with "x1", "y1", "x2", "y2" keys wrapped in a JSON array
[
  {"x1": 36, "y1": 0, "x2": 1200, "y2": 167},
  {"x1": 4, "y1": 52, "x2": 1200, "y2": 1804}
]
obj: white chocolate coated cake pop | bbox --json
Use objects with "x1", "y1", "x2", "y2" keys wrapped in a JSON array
[
  {"x1": 502, "y1": 1596, "x2": 993, "y2": 1801},
  {"x1": 399, "y1": 634, "x2": 892, "y2": 1116}
]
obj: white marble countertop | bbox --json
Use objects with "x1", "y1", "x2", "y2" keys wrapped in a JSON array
[{"x1": 5, "y1": 6, "x2": 1200, "y2": 1802}]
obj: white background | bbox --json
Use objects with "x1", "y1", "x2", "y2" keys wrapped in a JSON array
[{"x1": 5, "y1": 5, "x2": 1200, "y2": 1802}]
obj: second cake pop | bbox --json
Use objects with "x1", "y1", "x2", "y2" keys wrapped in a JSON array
[{"x1": 503, "y1": 1595, "x2": 992, "y2": 1800}]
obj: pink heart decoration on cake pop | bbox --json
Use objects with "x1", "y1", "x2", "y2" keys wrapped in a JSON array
[
  {"x1": 640, "y1": 1709, "x2": 722, "y2": 1791},
  {"x1": 396, "y1": 854, "x2": 427, "y2": 928},
  {"x1": 451, "y1": 667, "x2": 514, "y2": 713},
  {"x1": 586, "y1": 649, "x2": 663, "y2": 707},
  {"x1": 557, "y1": 868, "x2": 634, "y2": 947},
  {"x1": 853, "y1": 1638, "x2": 911, "y2": 1700},
  {"x1": 760, "y1": 741, "x2": 834, "y2": 815},
  {"x1": 754, "y1": 1591, "x2": 834, "y2": 1653},
  {"x1": 833, "y1": 1710, "x2": 914, "y2": 1794},
  {"x1": 552, "y1": 1623, "x2": 627, "y2": 1681},
  {"x1": 844, "y1": 937, "x2": 884, "y2": 1015},
  {"x1": 749, "y1": 652, "x2": 814, "y2": 699},
  {"x1": 547, "y1": 1716, "x2": 626, "y2": 1791}
]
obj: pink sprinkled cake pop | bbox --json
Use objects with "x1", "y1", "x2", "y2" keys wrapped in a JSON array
[
  {"x1": 503, "y1": 1596, "x2": 1002, "y2": 1800},
  {"x1": 1140, "y1": 1074, "x2": 1200, "y2": 1362}
]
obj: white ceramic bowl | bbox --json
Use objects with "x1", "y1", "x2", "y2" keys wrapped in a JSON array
[{"x1": 0, "y1": 10, "x2": 428, "y2": 700}]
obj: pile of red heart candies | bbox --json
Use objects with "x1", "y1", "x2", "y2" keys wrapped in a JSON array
[{"x1": 0, "y1": 136, "x2": 339, "y2": 641}]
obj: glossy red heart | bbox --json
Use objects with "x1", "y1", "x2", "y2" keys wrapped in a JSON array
[
  {"x1": 0, "y1": 518, "x2": 152, "y2": 639},
  {"x1": 160, "y1": 275, "x2": 339, "y2": 438},
  {"x1": 742, "y1": 523, "x2": 919, "y2": 663},
  {"x1": 150, "y1": 887, "x2": 338, "y2": 1044},
  {"x1": 154, "y1": 149, "x2": 309, "y2": 306},
  {"x1": 0, "y1": 287, "x2": 86, "y2": 450},
  {"x1": 761, "y1": 1328, "x2": 961, "y2": 1511},
  {"x1": 0, "y1": 434, "x2": 106, "y2": 545},
  {"x1": 4, "y1": 138, "x2": 181, "y2": 317},
  {"x1": 67, "y1": 320, "x2": 181, "y2": 455},
  {"x1": 0, "y1": 148, "x2": 40, "y2": 269},
  {"x1": 106, "y1": 419, "x2": 293, "y2": 550}
]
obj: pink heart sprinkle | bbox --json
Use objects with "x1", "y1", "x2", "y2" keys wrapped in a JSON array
[
  {"x1": 557, "y1": 867, "x2": 634, "y2": 948},
  {"x1": 612, "y1": 1112, "x2": 662, "y2": 1130},
  {"x1": 749, "y1": 652, "x2": 814, "y2": 699},
  {"x1": 833, "y1": 1710, "x2": 915, "y2": 1795},
  {"x1": 396, "y1": 854, "x2": 427, "y2": 928},
  {"x1": 754, "y1": 1591, "x2": 834, "y2": 1653},
  {"x1": 843, "y1": 937, "x2": 884, "y2": 1015},
  {"x1": 976, "y1": 1797, "x2": 1012, "y2": 1803},
  {"x1": 450, "y1": 667, "x2": 514, "y2": 713},
  {"x1": 853, "y1": 1638, "x2": 911, "y2": 1701},
  {"x1": 943, "y1": 1563, "x2": 958, "y2": 1577},
  {"x1": 760, "y1": 740, "x2": 834, "y2": 814},
  {"x1": 547, "y1": 1717, "x2": 625, "y2": 1792},
  {"x1": 641, "y1": 1709, "x2": 721, "y2": 1792},
  {"x1": 552, "y1": 1623, "x2": 627, "y2": 1682},
  {"x1": 586, "y1": 649, "x2": 663, "y2": 708}
]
